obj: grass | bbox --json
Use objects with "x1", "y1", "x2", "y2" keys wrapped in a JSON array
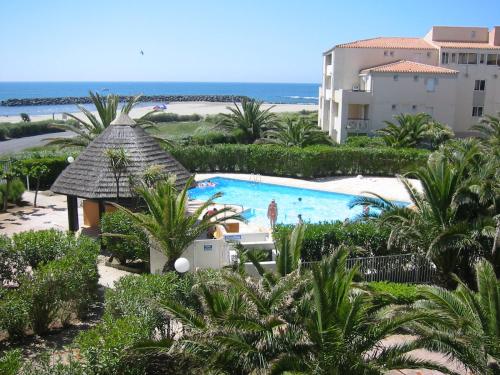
[{"x1": 147, "y1": 120, "x2": 217, "y2": 140}]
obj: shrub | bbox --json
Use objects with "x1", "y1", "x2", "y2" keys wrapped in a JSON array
[
  {"x1": 0, "y1": 178, "x2": 25, "y2": 204},
  {"x1": 18, "y1": 234, "x2": 99, "y2": 334},
  {"x1": 101, "y1": 211, "x2": 149, "y2": 264},
  {"x1": 12, "y1": 229, "x2": 71, "y2": 268},
  {"x1": 274, "y1": 221, "x2": 393, "y2": 261},
  {"x1": 170, "y1": 144, "x2": 429, "y2": 178},
  {"x1": 0, "y1": 235, "x2": 26, "y2": 286},
  {"x1": 0, "y1": 291, "x2": 30, "y2": 339},
  {"x1": 146, "y1": 112, "x2": 201, "y2": 123},
  {"x1": 184, "y1": 131, "x2": 240, "y2": 145},
  {"x1": 16, "y1": 156, "x2": 68, "y2": 190},
  {"x1": 0, "y1": 349, "x2": 23, "y2": 375},
  {"x1": 0, "y1": 119, "x2": 66, "y2": 140},
  {"x1": 367, "y1": 281, "x2": 421, "y2": 305},
  {"x1": 345, "y1": 135, "x2": 386, "y2": 148},
  {"x1": 76, "y1": 315, "x2": 152, "y2": 375}
]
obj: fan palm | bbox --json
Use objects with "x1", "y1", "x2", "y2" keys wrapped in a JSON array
[
  {"x1": 114, "y1": 176, "x2": 242, "y2": 271},
  {"x1": 47, "y1": 91, "x2": 154, "y2": 148},
  {"x1": 377, "y1": 113, "x2": 432, "y2": 148},
  {"x1": 217, "y1": 98, "x2": 278, "y2": 142},
  {"x1": 414, "y1": 259, "x2": 500, "y2": 374},
  {"x1": 263, "y1": 118, "x2": 333, "y2": 147}
]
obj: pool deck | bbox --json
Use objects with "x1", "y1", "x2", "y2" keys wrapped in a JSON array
[{"x1": 195, "y1": 173, "x2": 422, "y2": 203}]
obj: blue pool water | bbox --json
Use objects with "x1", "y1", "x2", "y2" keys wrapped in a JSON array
[{"x1": 189, "y1": 177, "x2": 407, "y2": 227}]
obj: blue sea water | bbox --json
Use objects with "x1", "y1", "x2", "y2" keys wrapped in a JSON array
[
  {"x1": 189, "y1": 177, "x2": 407, "y2": 227},
  {"x1": 0, "y1": 82, "x2": 319, "y2": 116}
]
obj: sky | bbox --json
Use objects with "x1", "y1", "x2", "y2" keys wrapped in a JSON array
[{"x1": 1, "y1": 0, "x2": 499, "y2": 83}]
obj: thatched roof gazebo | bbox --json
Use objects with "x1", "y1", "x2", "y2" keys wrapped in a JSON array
[{"x1": 51, "y1": 113, "x2": 191, "y2": 231}]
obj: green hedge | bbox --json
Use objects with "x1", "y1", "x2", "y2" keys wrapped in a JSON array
[
  {"x1": 146, "y1": 112, "x2": 202, "y2": 123},
  {"x1": 367, "y1": 281, "x2": 421, "y2": 305},
  {"x1": 0, "y1": 178, "x2": 25, "y2": 204},
  {"x1": 170, "y1": 144, "x2": 429, "y2": 178},
  {"x1": 274, "y1": 221, "x2": 394, "y2": 262},
  {"x1": 101, "y1": 211, "x2": 149, "y2": 264},
  {"x1": 0, "y1": 120, "x2": 66, "y2": 141},
  {"x1": 16, "y1": 156, "x2": 68, "y2": 189}
]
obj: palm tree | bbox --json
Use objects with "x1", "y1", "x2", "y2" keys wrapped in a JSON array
[
  {"x1": 471, "y1": 113, "x2": 500, "y2": 150},
  {"x1": 47, "y1": 91, "x2": 154, "y2": 148},
  {"x1": 217, "y1": 98, "x2": 278, "y2": 143},
  {"x1": 377, "y1": 113, "x2": 432, "y2": 148},
  {"x1": 114, "y1": 176, "x2": 241, "y2": 271},
  {"x1": 105, "y1": 147, "x2": 130, "y2": 201},
  {"x1": 414, "y1": 259, "x2": 500, "y2": 374},
  {"x1": 351, "y1": 156, "x2": 493, "y2": 287},
  {"x1": 263, "y1": 118, "x2": 333, "y2": 147}
]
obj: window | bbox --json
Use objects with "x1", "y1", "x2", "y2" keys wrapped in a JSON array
[
  {"x1": 426, "y1": 78, "x2": 436, "y2": 92},
  {"x1": 474, "y1": 80, "x2": 486, "y2": 91},
  {"x1": 471, "y1": 30, "x2": 476, "y2": 38},
  {"x1": 467, "y1": 53, "x2": 478, "y2": 64},
  {"x1": 458, "y1": 53, "x2": 468, "y2": 64},
  {"x1": 441, "y1": 52, "x2": 449, "y2": 64},
  {"x1": 390, "y1": 51, "x2": 394, "y2": 56},
  {"x1": 451, "y1": 53, "x2": 457, "y2": 63},
  {"x1": 413, "y1": 75, "x2": 419, "y2": 82},
  {"x1": 391, "y1": 104, "x2": 397, "y2": 110},
  {"x1": 427, "y1": 52, "x2": 431, "y2": 58},
  {"x1": 472, "y1": 106, "x2": 484, "y2": 117},
  {"x1": 393, "y1": 75, "x2": 398, "y2": 81},
  {"x1": 480, "y1": 54, "x2": 485, "y2": 64},
  {"x1": 487, "y1": 54, "x2": 497, "y2": 65},
  {"x1": 384, "y1": 51, "x2": 389, "y2": 56},
  {"x1": 412, "y1": 105, "x2": 417, "y2": 110}
]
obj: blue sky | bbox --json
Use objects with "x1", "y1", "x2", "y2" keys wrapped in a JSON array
[{"x1": 1, "y1": 0, "x2": 498, "y2": 83}]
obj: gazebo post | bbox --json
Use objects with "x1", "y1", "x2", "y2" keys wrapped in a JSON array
[
  {"x1": 98, "y1": 200, "x2": 106, "y2": 222},
  {"x1": 67, "y1": 195, "x2": 79, "y2": 232}
]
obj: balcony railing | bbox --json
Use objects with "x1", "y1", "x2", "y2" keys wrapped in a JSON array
[{"x1": 346, "y1": 118, "x2": 370, "y2": 132}]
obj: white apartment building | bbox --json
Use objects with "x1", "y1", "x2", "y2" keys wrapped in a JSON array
[{"x1": 318, "y1": 26, "x2": 500, "y2": 143}]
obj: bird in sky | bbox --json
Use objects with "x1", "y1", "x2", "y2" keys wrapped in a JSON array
[{"x1": 140, "y1": 50, "x2": 144, "y2": 55}]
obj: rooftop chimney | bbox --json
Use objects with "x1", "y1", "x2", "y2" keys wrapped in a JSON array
[{"x1": 491, "y1": 26, "x2": 500, "y2": 46}]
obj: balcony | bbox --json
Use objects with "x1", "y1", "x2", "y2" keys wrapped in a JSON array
[
  {"x1": 346, "y1": 118, "x2": 370, "y2": 132},
  {"x1": 325, "y1": 89, "x2": 332, "y2": 100},
  {"x1": 326, "y1": 65, "x2": 333, "y2": 76}
]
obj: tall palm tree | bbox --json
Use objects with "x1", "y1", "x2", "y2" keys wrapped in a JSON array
[
  {"x1": 47, "y1": 91, "x2": 154, "y2": 148},
  {"x1": 263, "y1": 118, "x2": 333, "y2": 147},
  {"x1": 377, "y1": 113, "x2": 432, "y2": 148},
  {"x1": 114, "y1": 176, "x2": 242, "y2": 271},
  {"x1": 414, "y1": 259, "x2": 500, "y2": 374},
  {"x1": 217, "y1": 98, "x2": 278, "y2": 143}
]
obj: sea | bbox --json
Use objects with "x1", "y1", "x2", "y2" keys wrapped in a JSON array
[{"x1": 0, "y1": 82, "x2": 319, "y2": 116}]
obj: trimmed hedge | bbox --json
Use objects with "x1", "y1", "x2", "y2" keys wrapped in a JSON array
[
  {"x1": 367, "y1": 281, "x2": 421, "y2": 305},
  {"x1": 16, "y1": 156, "x2": 68, "y2": 189},
  {"x1": 170, "y1": 144, "x2": 429, "y2": 178},
  {"x1": 274, "y1": 221, "x2": 394, "y2": 262},
  {"x1": 0, "y1": 120, "x2": 66, "y2": 141},
  {"x1": 145, "y1": 112, "x2": 202, "y2": 123}
]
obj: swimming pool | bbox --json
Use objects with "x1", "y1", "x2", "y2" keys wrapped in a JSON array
[{"x1": 189, "y1": 177, "x2": 407, "y2": 227}]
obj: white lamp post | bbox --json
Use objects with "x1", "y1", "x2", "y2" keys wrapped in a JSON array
[{"x1": 174, "y1": 257, "x2": 190, "y2": 274}]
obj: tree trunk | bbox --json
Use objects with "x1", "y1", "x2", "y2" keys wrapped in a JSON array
[
  {"x1": 34, "y1": 178, "x2": 40, "y2": 208},
  {"x1": 115, "y1": 178, "x2": 120, "y2": 202}
]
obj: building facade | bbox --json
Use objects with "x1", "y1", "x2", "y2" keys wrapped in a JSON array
[{"x1": 318, "y1": 26, "x2": 500, "y2": 143}]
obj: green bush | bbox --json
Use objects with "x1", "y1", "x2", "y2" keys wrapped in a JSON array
[
  {"x1": 7, "y1": 233, "x2": 99, "y2": 336},
  {"x1": 367, "y1": 281, "x2": 421, "y2": 305},
  {"x1": 12, "y1": 229, "x2": 72, "y2": 268},
  {"x1": 16, "y1": 156, "x2": 68, "y2": 190},
  {"x1": 274, "y1": 221, "x2": 393, "y2": 261},
  {"x1": 345, "y1": 135, "x2": 386, "y2": 148},
  {"x1": 0, "y1": 291, "x2": 30, "y2": 339},
  {"x1": 0, "y1": 120, "x2": 66, "y2": 140},
  {"x1": 101, "y1": 211, "x2": 149, "y2": 264},
  {"x1": 146, "y1": 112, "x2": 202, "y2": 123},
  {"x1": 183, "y1": 131, "x2": 240, "y2": 145},
  {"x1": 170, "y1": 144, "x2": 429, "y2": 178},
  {"x1": 0, "y1": 349, "x2": 23, "y2": 375},
  {"x1": 0, "y1": 178, "x2": 25, "y2": 204},
  {"x1": 0, "y1": 235, "x2": 26, "y2": 286},
  {"x1": 76, "y1": 315, "x2": 152, "y2": 375}
]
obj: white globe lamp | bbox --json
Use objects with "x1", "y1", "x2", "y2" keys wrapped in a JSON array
[
  {"x1": 67, "y1": 156, "x2": 75, "y2": 164},
  {"x1": 174, "y1": 257, "x2": 190, "y2": 274}
]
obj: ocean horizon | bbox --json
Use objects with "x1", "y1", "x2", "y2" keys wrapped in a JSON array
[{"x1": 0, "y1": 81, "x2": 319, "y2": 116}]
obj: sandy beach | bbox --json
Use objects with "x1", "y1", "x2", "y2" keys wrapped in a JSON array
[{"x1": 0, "y1": 102, "x2": 318, "y2": 123}]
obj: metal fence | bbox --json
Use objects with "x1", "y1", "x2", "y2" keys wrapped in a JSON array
[
  {"x1": 304, "y1": 253, "x2": 436, "y2": 284},
  {"x1": 0, "y1": 159, "x2": 11, "y2": 183}
]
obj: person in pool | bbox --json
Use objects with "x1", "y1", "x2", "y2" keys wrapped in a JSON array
[{"x1": 267, "y1": 199, "x2": 278, "y2": 228}]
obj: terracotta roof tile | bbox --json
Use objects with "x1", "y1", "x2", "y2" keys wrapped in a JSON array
[
  {"x1": 360, "y1": 60, "x2": 459, "y2": 75},
  {"x1": 336, "y1": 37, "x2": 435, "y2": 50},
  {"x1": 431, "y1": 41, "x2": 500, "y2": 50}
]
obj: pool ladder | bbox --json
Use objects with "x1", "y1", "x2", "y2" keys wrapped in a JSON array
[{"x1": 250, "y1": 173, "x2": 262, "y2": 184}]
